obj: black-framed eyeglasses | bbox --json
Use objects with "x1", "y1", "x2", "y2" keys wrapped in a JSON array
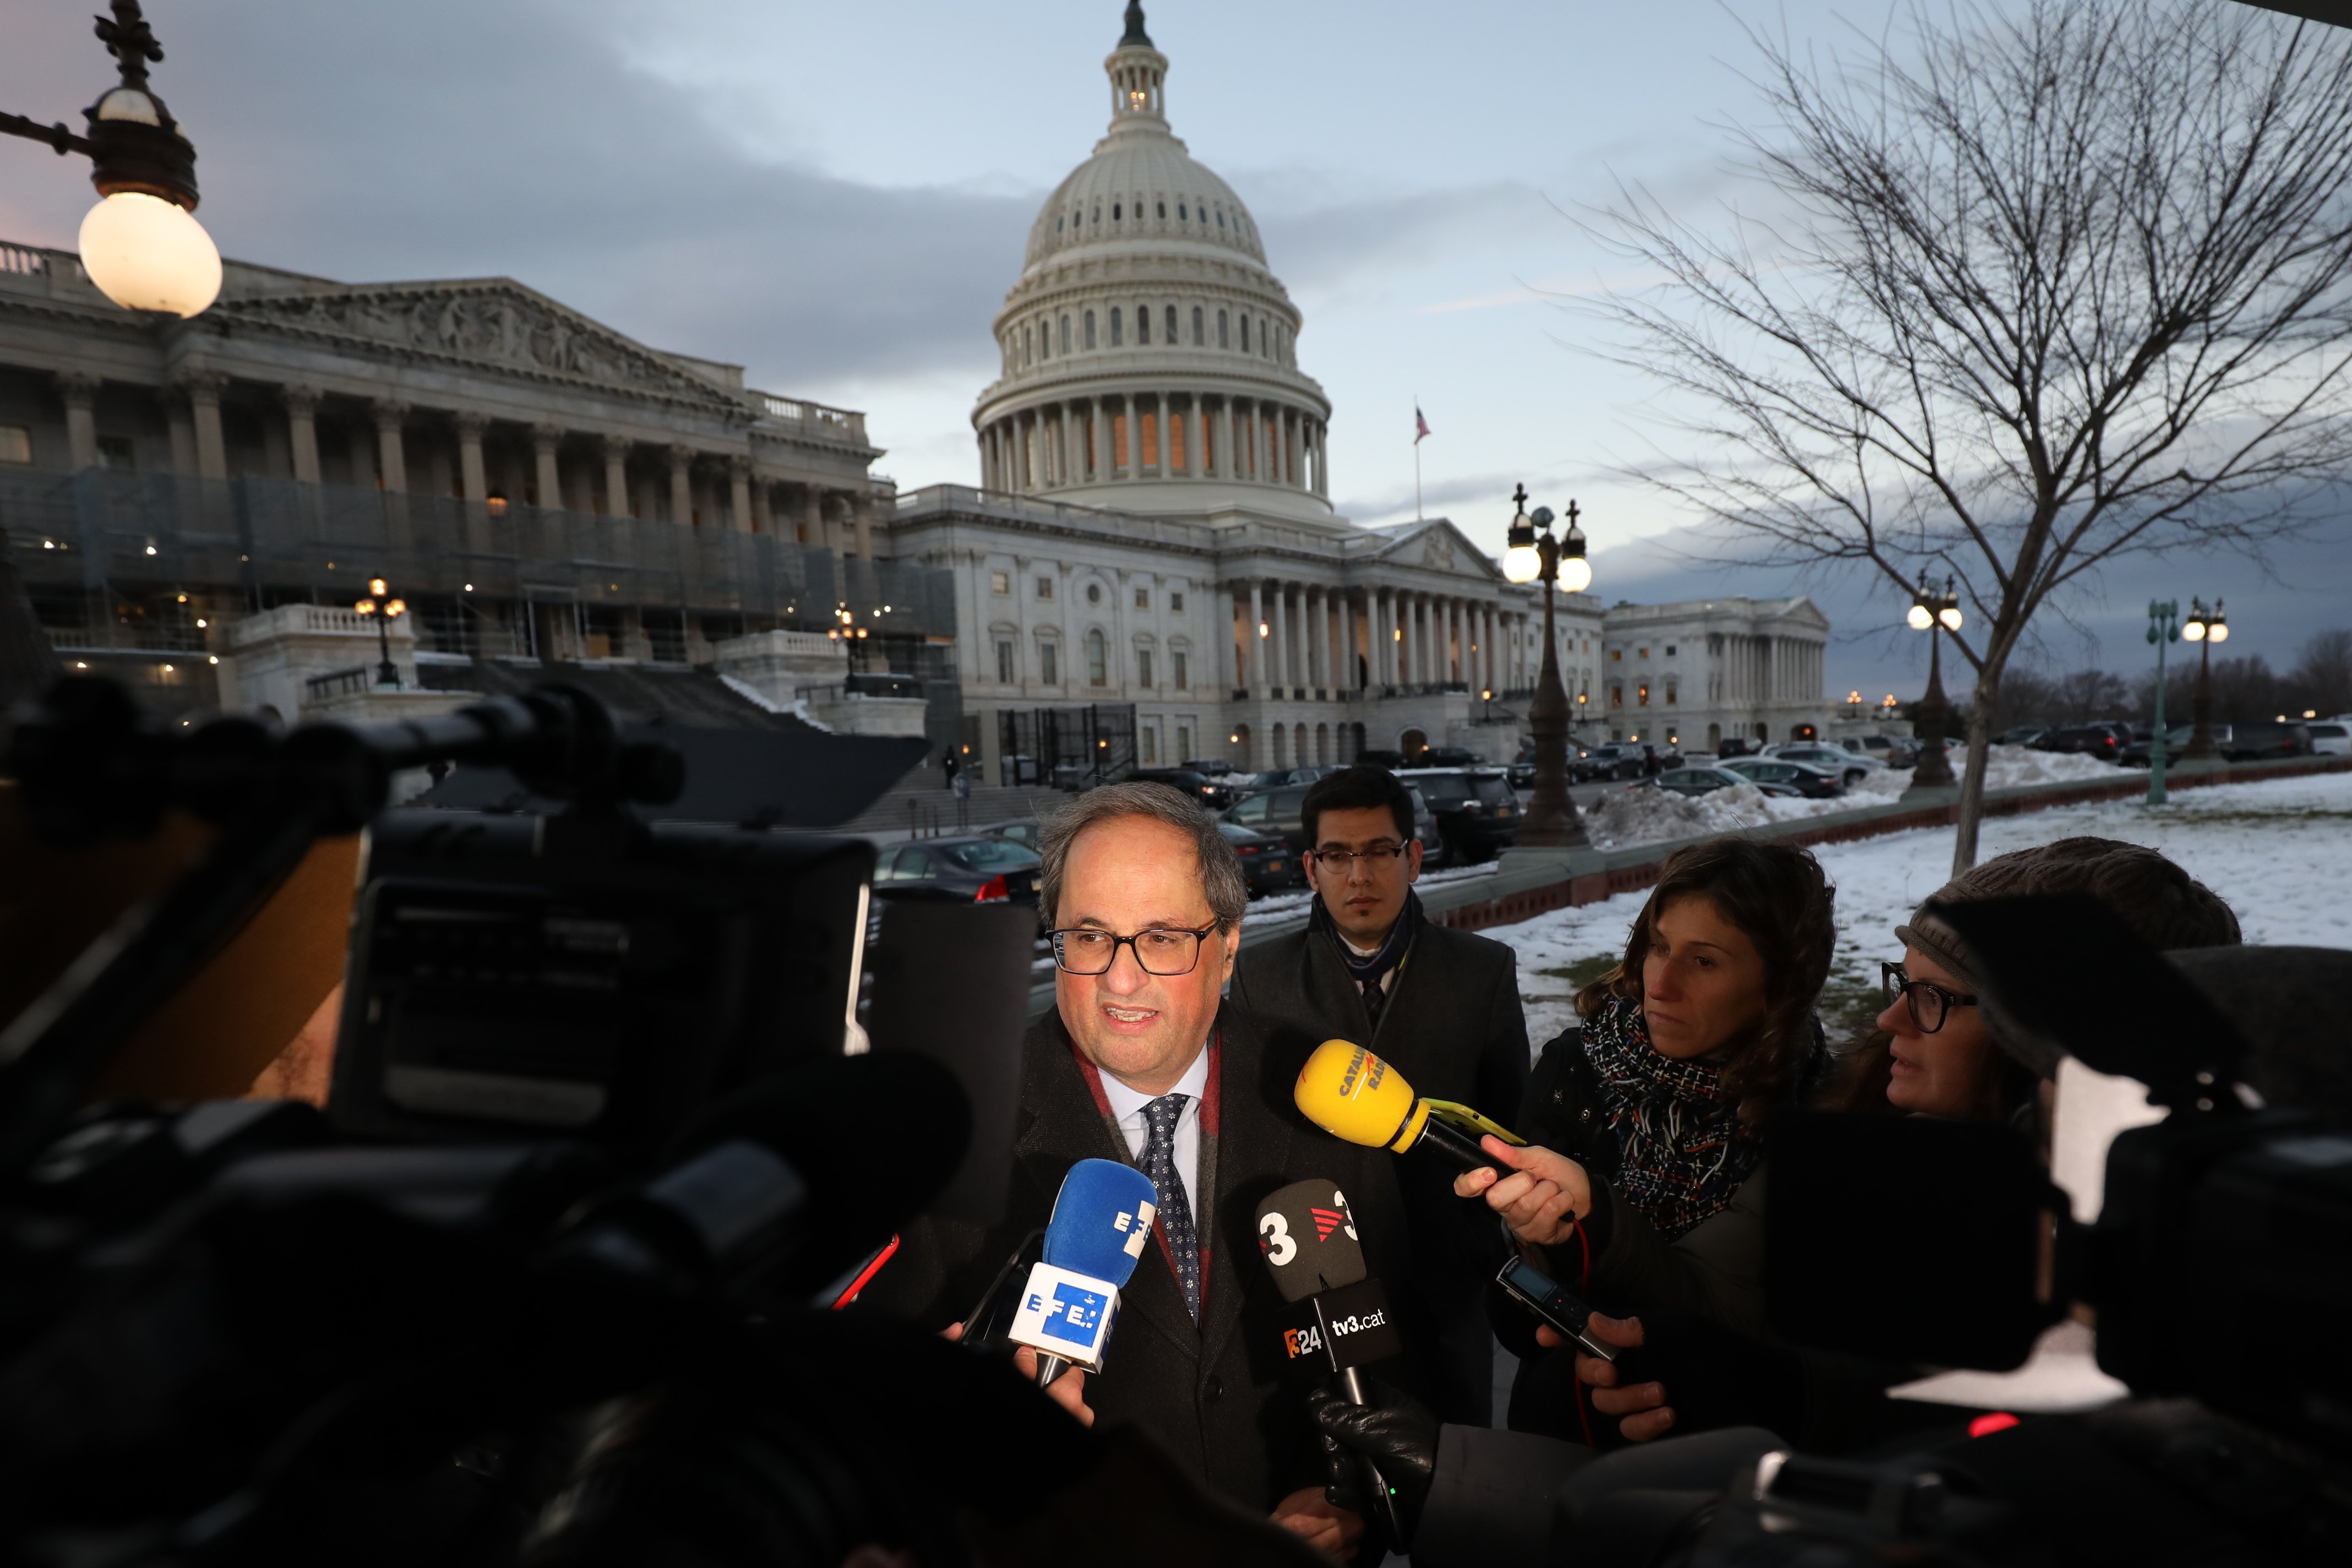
[
  {"x1": 1307, "y1": 841, "x2": 1410, "y2": 871},
  {"x1": 1882, "y1": 961, "x2": 1978, "y2": 1034},
  {"x1": 1048, "y1": 923, "x2": 1222, "y2": 976}
]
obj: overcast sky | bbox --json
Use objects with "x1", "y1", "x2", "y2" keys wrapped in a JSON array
[{"x1": 3, "y1": 1, "x2": 2343, "y2": 701}]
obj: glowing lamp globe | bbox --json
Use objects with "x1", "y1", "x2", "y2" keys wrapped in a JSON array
[
  {"x1": 78, "y1": 192, "x2": 221, "y2": 317},
  {"x1": 1906, "y1": 604, "x2": 1934, "y2": 630},
  {"x1": 1556, "y1": 554, "x2": 1593, "y2": 594},
  {"x1": 2210, "y1": 622, "x2": 2229, "y2": 644},
  {"x1": 1501, "y1": 543, "x2": 1541, "y2": 584},
  {"x1": 2182, "y1": 619, "x2": 2206, "y2": 643},
  {"x1": 1938, "y1": 606, "x2": 1963, "y2": 631}
]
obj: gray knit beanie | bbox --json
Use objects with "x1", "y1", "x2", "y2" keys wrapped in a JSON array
[{"x1": 1893, "y1": 837, "x2": 2242, "y2": 1076}]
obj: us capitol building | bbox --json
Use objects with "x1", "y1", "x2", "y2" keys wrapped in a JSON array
[{"x1": 0, "y1": 2, "x2": 1831, "y2": 775}]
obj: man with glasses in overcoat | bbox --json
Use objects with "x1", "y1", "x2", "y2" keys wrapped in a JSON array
[
  {"x1": 865, "y1": 780, "x2": 1442, "y2": 1559},
  {"x1": 1231, "y1": 764, "x2": 1532, "y2": 1426}
]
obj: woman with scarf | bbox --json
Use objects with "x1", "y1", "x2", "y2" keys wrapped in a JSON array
[{"x1": 1457, "y1": 836, "x2": 1835, "y2": 1436}]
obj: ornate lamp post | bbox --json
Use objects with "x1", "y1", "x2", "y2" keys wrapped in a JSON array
[
  {"x1": 2181, "y1": 597, "x2": 2228, "y2": 759},
  {"x1": 1, "y1": 2, "x2": 220, "y2": 317},
  {"x1": 2143, "y1": 600, "x2": 2185, "y2": 804},
  {"x1": 1905, "y1": 576, "x2": 1962, "y2": 788},
  {"x1": 1502, "y1": 484, "x2": 1591, "y2": 847},
  {"x1": 355, "y1": 577, "x2": 407, "y2": 688}
]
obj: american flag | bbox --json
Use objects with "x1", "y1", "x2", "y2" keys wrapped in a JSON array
[{"x1": 1414, "y1": 406, "x2": 1431, "y2": 444}]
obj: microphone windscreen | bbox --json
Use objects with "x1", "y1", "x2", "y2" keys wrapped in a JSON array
[
  {"x1": 1255, "y1": 1177, "x2": 1368, "y2": 1302},
  {"x1": 672, "y1": 1050, "x2": 971, "y2": 1286},
  {"x1": 1040, "y1": 1157, "x2": 1160, "y2": 1287},
  {"x1": 1294, "y1": 1039, "x2": 1417, "y2": 1150}
]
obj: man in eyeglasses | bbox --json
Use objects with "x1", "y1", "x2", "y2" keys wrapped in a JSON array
[
  {"x1": 864, "y1": 780, "x2": 1436, "y2": 1556},
  {"x1": 1230, "y1": 764, "x2": 1531, "y2": 1425}
]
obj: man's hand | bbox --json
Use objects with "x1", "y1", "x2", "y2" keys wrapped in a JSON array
[
  {"x1": 1537, "y1": 1311, "x2": 1673, "y2": 1442},
  {"x1": 1271, "y1": 1487, "x2": 1364, "y2": 1560},
  {"x1": 940, "y1": 1321, "x2": 1095, "y2": 1428},
  {"x1": 1451, "y1": 1136, "x2": 1592, "y2": 1246}
]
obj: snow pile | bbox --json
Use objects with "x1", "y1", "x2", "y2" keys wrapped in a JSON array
[
  {"x1": 1969, "y1": 743, "x2": 2126, "y2": 786},
  {"x1": 1583, "y1": 781, "x2": 1778, "y2": 847}
]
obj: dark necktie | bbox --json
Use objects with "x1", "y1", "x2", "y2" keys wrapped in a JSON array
[{"x1": 1139, "y1": 1093, "x2": 1202, "y2": 1323}]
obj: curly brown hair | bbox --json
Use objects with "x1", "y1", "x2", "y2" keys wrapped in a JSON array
[{"x1": 1575, "y1": 836, "x2": 1837, "y2": 1123}]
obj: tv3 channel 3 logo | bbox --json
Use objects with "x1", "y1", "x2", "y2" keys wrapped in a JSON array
[
  {"x1": 1282, "y1": 1307, "x2": 1389, "y2": 1360},
  {"x1": 1033, "y1": 1282, "x2": 1108, "y2": 1346}
]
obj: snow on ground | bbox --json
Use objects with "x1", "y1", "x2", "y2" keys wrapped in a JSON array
[
  {"x1": 1501, "y1": 769, "x2": 2352, "y2": 1048},
  {"x1": 1579, "y1": 745, "x2": 2119, "y2": 848}
]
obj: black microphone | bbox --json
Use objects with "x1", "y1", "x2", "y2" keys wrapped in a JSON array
[{"x1": 1256, "y1": 1177, "x2": 1408, "y2": 1548}]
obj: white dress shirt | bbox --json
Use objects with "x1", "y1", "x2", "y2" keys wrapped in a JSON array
[
  {"x1": 1340, "y1": 931, "x2": 1400, "y2": 997},
  {"x1": 1099, "y1": 1044, "x2": 1211, "y2": 1215}
]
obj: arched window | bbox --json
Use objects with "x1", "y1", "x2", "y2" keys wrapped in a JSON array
[
  {"x1": 1060, "y1": 315, "x2": 1071, "y2": 354},
  {"x1": 1218, "y1": 309, "x2": 1229, "y2": 348},
  {"x1": 1085, "y1": 310, "x2": 1097, "y2": 349},
  {"x1": 1178, "y1": 202, "x2": 1188, "y2": 220},
  {"x1": 1157, "y1": 201, "x2": 1166, "y2": 218},
  {"x1": 1240, "y1": 316, "x2": 1250, "y2": 352},
  {"x1": 1216, "y1": 209, "x2": 1226, "y2": 228},
  {"x1": 1192, "y1": 306, "x2": 1204, "y2": 345},
  {"x1": 1113, "y1": 202, "x2": 1122, "y2": 220},
  {"x1": 1110, "y1": 308, "x2": 1123, "y2": 346},
  {"x1": 1036, "y1": 320, "x2": 1047, "y2": 360},
  {"x1": 1056, "y1": 216, "x2": 1064, "y2": 232},
  {"x1": 1022, "y1": 325, "x2": 1033, "y2": 366},
  {"x1": 1086, "y1": 629, "x2": 1108, "y2": 687},
  {"x1": 1164, "y1": 304, "x2": 1178, "y2": 343},
  {"x1": 1092, "y1": 206, "x2": 1101, "y2": 224},
  {"x1": 1137, "y1": 306, "x2": 1150, "y2": 345}
]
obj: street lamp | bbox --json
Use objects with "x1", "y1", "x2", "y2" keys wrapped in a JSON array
[
  {"x1": 1907, "y1": 575, "x2": 1961, "y2": 788},
  {"x1": 354, "y1": 576, "x2": 406, "y2": 688},
  {"x1": 2181, "y1": 597, "x2": 2228, "y2": 759},
  {"x1": 1501, "y1": 484, "x2": 1591, "y2": 847},
  {"x1": 1, "y1": 3, "x2": 221, "y2": 317},
  {"x1": 2145, "y1": 600, "x2": 2182, "y2": 804}
]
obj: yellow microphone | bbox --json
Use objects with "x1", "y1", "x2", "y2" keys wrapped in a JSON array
[{"x1": 1294, "y1": 1039, "x2": 1529, "y2": 1174}]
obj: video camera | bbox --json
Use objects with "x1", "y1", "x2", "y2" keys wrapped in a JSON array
[
  {"x1": 0, "y1": 676, "x2": 1062, "y2": 1566},
  {"x1": 1599, "y1": 894, "x2": 2352, "y2": 1566}
]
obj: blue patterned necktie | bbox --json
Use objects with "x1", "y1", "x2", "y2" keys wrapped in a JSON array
[{"x1": 1139, "y1": 1092, "x2": 1202, "y2": 1324}]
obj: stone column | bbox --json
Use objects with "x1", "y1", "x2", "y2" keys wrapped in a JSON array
[
  {"x1": 279, "y1": 384, "x2": 323, "y2": 484},
  {"x1": 1286, "y1": 410, "x2": 1303, "y2": 489},
  {"x1": 728, "y1": 455, "x2": 754, "y2": 533},
  {"x1": 854, "y1": 492, "x2": 874, "y2": 559},
  {"x1": 1246, "y1": 580, "x2": 1264, "y2": 692},
  {"x1": 1086, "y1": 400, "x2": 1106, "y2": 482},
  {"x1": 803, "y1": 486, "x2": 823, "y2": 546},
  {"x1": 450, "y1": 411, "x2": 487, "y2": 500},
  {"x1": 55, "y1": 372, "x2": 100, "y2": 471},
  {"x1": 601, "y1": 435, "x2": 630, "y2": 518},
  {"x1": 532, "y1": 424, "x2": 564, "y2": 511},
  {"x1": 1216, "y1": 398, "x2": 1234, "y2": 480},
  {"x1": 1277, "y1": 582, "x2": 1298, "y2": 692},
  {"x1": 178, "y1": 370, "x2": 230, "y2": 480},
  {"x1": 1303, "y1": 586, "x2": 1321, "y2": 689},
  {"x1": 667, "y1": 444, "x2": 694, "y2": 526},
  {"x1": 369, "y1": 399, "x2": 410, "y2": 493}
]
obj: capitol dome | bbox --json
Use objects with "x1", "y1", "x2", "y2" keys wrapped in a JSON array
[{"x1": 973, "y1": 2, "x2": 1334, "y2": 524}]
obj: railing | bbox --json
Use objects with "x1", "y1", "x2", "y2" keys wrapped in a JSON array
[
  {"x1": 1, "y1": 467, "x2": 957, "y2": 644},
  {"x1": 754, "y1": 393, "x2": 868, "y2": 439},
  {"x1": 304, "y1": 665, "x2": 374, "y2": 703},
  {"x1": 1, "y1": 241, "x2": 47, "y2": 277},
  {"x1": 892, "y1": 483, "x2": 1218, "y2": 549}
]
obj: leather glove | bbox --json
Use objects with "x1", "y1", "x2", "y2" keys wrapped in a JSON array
[{"x1": 1305, "y1": 1384, "x2": 1437, "y2": 1536}]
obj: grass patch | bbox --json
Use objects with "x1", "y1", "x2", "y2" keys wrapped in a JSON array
[
  {"x1": 1817, "y1": 965, "x2": 1885, "y2": 1043},
  {"x1": 1536, "y1": 954, "x2": 1621, "y2": 992}
]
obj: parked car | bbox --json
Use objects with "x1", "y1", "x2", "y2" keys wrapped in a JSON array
[
  {"x1": 1583, "y1": 743, "x2": 1670, "y2": 781},
  {"x1": 1508, "y1": 743, "x2": 1598, "y2": 787},
  {"x1": 987, "y1": 817, "x2": 1044, "y2": 851},
  {"x1": 1395, "y1": 767, "x2": 1520, "y2": 864},
  {"x1": 1767, "y1": 743, "x2": 1881, "y2": 785},
  {"x1": 1842, "y1": 735, "x2": 1904, "y2": 762},
  {"x1": 1223, "y1": 784, "x2": 1313, "y2": 852},
  {"x1": 2033, "y1": 723, "x2": 2131, "y2": 762},
  {"x1": 1714, "y1": 736, "x2": 1760, "y2": 758},
  {"x1": 2223, "y1": 720, "x2": 2313, "y2": 762},
  {"x1": 1647, "y1": 766, "x2": 1803, "y2": 799},
  {"x1": 1401, "y1": 783, "x2": 1445, "y2": 861},
  {"x1": 1238, "y1": 766, "x2": 1337, "y2": 791},
  {"x1": 2119, "y1": 725, "x2": 2228, "y2": 766},
  {"x1": 2307, "y1": 721, "x2": 2350, "y2": 757},
  {"x1": 1129, "y1": 766, "x2": 1237, "y2": 810},
  {"x1": 1422, "y1": 745, "x2": 1479, "y2": 767},
  {"x1": 1182, "y1": 758, "x2": 1235, "y2": 776},
  {"x1": 870, "y1": 836, "x2": 1042, "y2": 905},
  {"x1": 1998, "y1": 725, "x2": 2049, "y2": 747},
  {"x1": 1354, "y1": 749, "x2": 1408, "y2": 769},
  {"x1": 1719, "y1": 757, "x2": 1846, "y2": 798},
  {"x1": 1217, "y1": 820, "x2": 1302, "y2": 897}
]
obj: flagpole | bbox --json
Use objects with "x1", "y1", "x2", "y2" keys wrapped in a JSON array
[{"x1": 1413, "y1": 395, "x2": 1423, "y2": 520}]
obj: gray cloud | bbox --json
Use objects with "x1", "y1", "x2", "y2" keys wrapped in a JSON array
[{"x1": 0, "y1": 0, "x2": 1026, "y2": 398}]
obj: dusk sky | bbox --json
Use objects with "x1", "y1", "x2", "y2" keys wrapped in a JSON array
[{"x1": 3, "y1": 1, "x2": 2342, "y2": 701}]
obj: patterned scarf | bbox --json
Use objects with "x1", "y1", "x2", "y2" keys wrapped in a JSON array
[
  {"x1": 1580, "y1": 994, "x2": 1765, "y2": 1242},
  {"x1": 1311, "y1": 886, "x2": 1424, "y2": 1032}
]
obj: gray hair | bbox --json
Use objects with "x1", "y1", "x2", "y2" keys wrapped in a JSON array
[{"x1": 1037, "y1": 781, "x2": 1248, "y2": 932}]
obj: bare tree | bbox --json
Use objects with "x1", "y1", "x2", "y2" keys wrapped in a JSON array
[
  {"x1": 1589, "y1": 1, "x2": 2352, "y2": 869},
  {"x1": 2291, "y1": 628, "x2": 2352, "y2": 716}
]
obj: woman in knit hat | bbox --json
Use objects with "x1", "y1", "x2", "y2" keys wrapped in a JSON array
[{"x1": 1830, "y1": 836, "x2": 2243, "y2": 1120}]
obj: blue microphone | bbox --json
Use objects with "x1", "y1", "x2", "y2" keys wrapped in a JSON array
[{"x1": 1012, "y1": 1157, "x2": 1159, "y2": 1386}]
